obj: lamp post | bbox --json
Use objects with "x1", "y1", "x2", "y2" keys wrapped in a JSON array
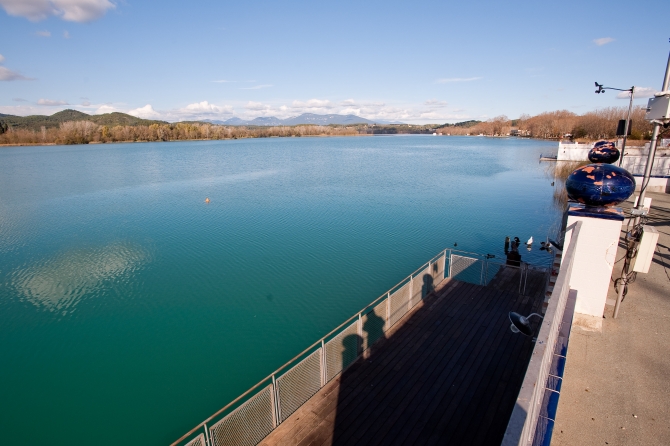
[
  {"x1": 594, "y1": 82, "x2": 635, "y2": 166},
  {"x1": 612, "y1": 46, "x2": 670, "y2": 319},
  {"x1": 636, "y1": 49, "x2": 670, "y2": 222}
]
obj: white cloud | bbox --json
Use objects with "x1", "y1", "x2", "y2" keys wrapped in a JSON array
[
  {"x1": 90, "y1": 101, "x2": 237, "y2": 122},
  {"x1": 0, "y1": 66, "x2": 32, "y2": 81},
  {"x1": 183, "y1": 100, "x2": 229, "y2": 114},
  {"x1": 127, "y1": 104, "x2": 160, "y2": 119},
  {"x1": 0, "y1": 0, "x2": 115, "y2": 23},
  {"x1": 212, "y1": 79, "x2": 233, "y2": 83},
  {"x1": 37, "y1": 98, "x2": 69, "y2": 106},
  {"x1": 424, "y1": 99, "x2": 448, "y2": 107},
  {"x1": 245, "y1": 101, "x2": 272, "y2": 111},
  {"x1": 0, "y1": 54, "x2": 4, "y2": 63},
  {"x1": 150, "y1": 101, "x2": 235, "y2": 121},
  {"x1": 36, "y1": 30, "x2": 51, "y2": 37},
  {"x1": 94, "y1": 104, "x2": 117, "y2": 114},
  {"x1": 436, "y1": 77, "x2": 482, "y2": 83},
  {"x1": 240, "y1": 84, "x2": 272, "y2": 90},
  {"x1": 291, "y1": 99, "x2": 334, "y2": 109},
  {"x1": 63, "y1": 30, "x2": 70, "y2": 38},
  {"x1": 616, "y1": 87, "x2": 657, "y2": 99},
  {"x1": 594, "y1": 37, "x2": 614, "y2": 46}
]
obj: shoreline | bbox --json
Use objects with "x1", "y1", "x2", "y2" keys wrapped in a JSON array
[{"x1": 0, "y1": 133, "x2": 569, "y2": 149}]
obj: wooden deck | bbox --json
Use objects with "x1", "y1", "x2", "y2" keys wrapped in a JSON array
[
  {"x1": 487, "y1": 264, "x2": 548, "y2": 299},
  {"x1": 259, "y1": 275, "x2": 544, "y2": 446}
]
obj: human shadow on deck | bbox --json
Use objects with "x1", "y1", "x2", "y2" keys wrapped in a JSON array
[{"x1": 328, "y1": 276, "x2": 540, "y2": 446}]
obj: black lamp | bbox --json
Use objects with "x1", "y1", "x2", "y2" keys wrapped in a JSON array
[{"x1": 508, "y1": 312, "x2": 543, "y2": 336}]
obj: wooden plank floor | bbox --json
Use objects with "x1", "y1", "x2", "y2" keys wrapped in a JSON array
[
  {"x1": 259, "y1": 277, "x2": 542, "y2": 446},
  {"x1": 486, "y1": 265, "x2": 548, "y2": 300}
]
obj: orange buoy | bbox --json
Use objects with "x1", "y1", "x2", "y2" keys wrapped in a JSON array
[{"x1": 205, "y1": 197, "x2": 210, "y2": 203}]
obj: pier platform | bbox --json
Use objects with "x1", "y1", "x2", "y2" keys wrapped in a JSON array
[{"x1": 259, "y1": 270, "x2": 547, "y2": 446}]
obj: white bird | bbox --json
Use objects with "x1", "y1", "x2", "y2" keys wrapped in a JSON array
[{"x1": 526, "y1": 236, "x2": 533, "y2": 245}]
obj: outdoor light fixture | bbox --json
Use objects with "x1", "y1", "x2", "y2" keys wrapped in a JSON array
[
  {"x1": 508, "y1": 311, "x2": 543, "y2": 336},
  {"x1": 594, "y1": 81, "x2": 636, "y2": 166}
]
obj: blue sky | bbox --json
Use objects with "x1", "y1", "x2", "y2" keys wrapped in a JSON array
[{"x1": 0, "y1": 0, "x2": 668, "y2": 123}]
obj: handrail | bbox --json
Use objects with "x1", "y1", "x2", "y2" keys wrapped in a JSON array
[
  {"x1": 172, "y1": 246, "x2": 549, "y2": 446},
  {"x1": 173, "y1": 247, "x2": 460, "y2": 445},
  {"x1": 501, "y1": 220, "x2": 582, "y2": 446}
]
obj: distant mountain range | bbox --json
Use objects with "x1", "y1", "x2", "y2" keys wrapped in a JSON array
[
  {"x1": 205, "y1": 113, "x2": 403, "y2": 126},
  {"x1": 0, "y1": 109, "x2": 167, "y2": 131},
  {"x1": 0, "y1": 110, "x2": 403, "y2": 133}
]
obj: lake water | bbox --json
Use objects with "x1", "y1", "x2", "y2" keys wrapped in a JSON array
[{"x1": 0, "y1": 135, "x2": 559, "y2": 445}]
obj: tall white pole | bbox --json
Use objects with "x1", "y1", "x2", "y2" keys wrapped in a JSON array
[
  {"x1": 618, "y1": 86, "x2": 635, "y2": 167},
  {"x1": 636, "y1": 50, "x2": 670, "y2": 214},
  {"x1": 615, "y1": 49, "x2": 670, "y2": 318}
]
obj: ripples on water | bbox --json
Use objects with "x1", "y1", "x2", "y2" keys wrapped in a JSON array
[{"x1": 0, "y1": 136, "x2": 559, "y2": 445}]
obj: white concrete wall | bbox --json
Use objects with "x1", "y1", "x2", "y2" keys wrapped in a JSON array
[
  {"x1": 563, "y1": 213, "x2": 623, "y2": 331},
  {"x1": 557, "y1": 142, "x2": 592, "y2": 161},
  {"x1": 557, "y1": 142, "x2": 670, "y2": 192}
]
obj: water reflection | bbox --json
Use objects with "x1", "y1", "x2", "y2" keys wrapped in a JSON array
[{"x1": 13, "y1": 243, "x2": 149, "y2": 312}]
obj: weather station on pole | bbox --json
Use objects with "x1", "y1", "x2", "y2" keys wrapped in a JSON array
[
  {"x1": 564, "y1": 43, "x2": 670, "y2": 325},
  {"x1": 593, "y1": 82, "x2": 635, "y2": 166}
]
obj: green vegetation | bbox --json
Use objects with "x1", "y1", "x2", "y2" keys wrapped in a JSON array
[
  {"x1": 0, "y1": 109, "x2": 166, "y2": 133},
  {"x1": 437, "y1": 120, "x2": 482, "y2": 129},
  {"x1": 0, "y1": 106, "x2": 657, "y2": 146},
  {"x1": 442, "y1": 107, "x2": 654, "y2": 140}
]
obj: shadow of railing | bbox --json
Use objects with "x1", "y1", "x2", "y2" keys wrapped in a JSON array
[{"x1": 329, "y1": 277, "x2": 542, "y2": 445}]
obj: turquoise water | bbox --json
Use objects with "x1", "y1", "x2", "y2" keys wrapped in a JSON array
[{"x1": 0, "y1": 136, "x2": 559, "y2": 445}]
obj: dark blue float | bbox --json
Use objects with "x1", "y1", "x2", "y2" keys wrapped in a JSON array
[
  {"x1": 588, "y1": 140, "x2": 620, "y2": 164},
  {"x1": 566, "y1": 164, "x2": 635, "y2": 207}
]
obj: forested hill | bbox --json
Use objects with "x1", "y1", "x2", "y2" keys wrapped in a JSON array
[{"x1": 0, "y1": 109, "x2": 167, "y2": 131}]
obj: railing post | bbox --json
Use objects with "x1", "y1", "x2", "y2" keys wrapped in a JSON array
[
  {"x1": 320, "y1": 340, "x2": 326, "y2": 387},
  {"x1": 448, "y1": 250, "x2": 453, "y2": 278},
  {"x1": 386, "y1": 292, "x2": 390, "y2": 326},
  {"x1": 271, "y1": 374, "x2": 280, "y2": 427},
  {"x1": 480, "y1": 260, "x2": 485, "y2": 285},
  {"x1": 523, "y1": 264, "x2": 529, "y2": 295},
  {"x1": 408, "y1": 275, "x2": 413, "y2": 310},
  {"x1": 357, "y1": 313, "x2": 363, "y2": 354},
  {"x1": 204, "y1": 423, "x2": 211, "y2": 446}
]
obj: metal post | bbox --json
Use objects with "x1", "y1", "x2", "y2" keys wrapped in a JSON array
[
  {"x1": 320, "y1": 340, "x2": 326, "y2": 386},
  {"x1": 616, "y1": 49, "x2": 670, "y2": 319},
  {"x1": 408, "y1": 275, "x2": 413, "y2": 310},
  {"x1": 448, "y1": 250, "x2": 452, "y2": 278},
  {"x1": 271, "y1": 375, "x2": 280, "y2": 427},
  {"x1": 204, "y1": 424, "x2": 211, "y2": 446},
  {"x1": 357, "y1": 313, "x2": 363, "y2": 353},
  {"x1": 618, "y1": 86, "x2": 635, "y2": 167},
  {"x1": 386, "y1": 292, "x2": 390, "y2": 325},
  {"x1": 523, "y1": 264, "x2": 529, "y2": 295},
  {"x1": 635, "y1": 49, "x2": 670, "y2": 226},
  {"x1": 613, "y1": 254, "x2": 628, "y2": 319}
]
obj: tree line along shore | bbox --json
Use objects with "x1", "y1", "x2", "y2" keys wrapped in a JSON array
[{"x1": 0, "y1": 105, "x2": 654, "y2": 146}]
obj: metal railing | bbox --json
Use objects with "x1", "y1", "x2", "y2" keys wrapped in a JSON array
[
  {"x1": 502, "y1": 220, "x2": 582, "y2": 446},
  {"x1": 172, "y1": 248, "x2": 548, "y2": 446}
]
